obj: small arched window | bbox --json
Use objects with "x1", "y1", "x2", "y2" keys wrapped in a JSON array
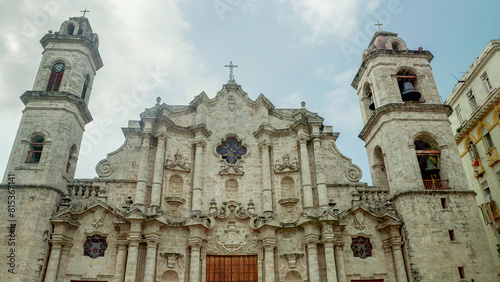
[
  {"x1": 392, "y1": 42, "x2": 401, "y2": 50},
  {"x1": 46, "y1": 63, "x2": 65, "y2": 91},
  {"x1": 483, "y1": 127, "x2": 494, "y2": 150},
  {"x1": 82, "y1": 74, "x2": 89, "y2": 99},
  {"x1": 27, "y1": 136, "x2": 44, "y2": 163},
  {"x1": 67, "y1": 23, "x2": 75, "y2": 35}
]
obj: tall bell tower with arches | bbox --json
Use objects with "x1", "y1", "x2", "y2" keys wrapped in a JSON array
[
  {"x1": 352, "y1": 30, "x2": 497, "y2": 281},
  {"x1": 1, "y1": 16, "x2": 102, "y2": 281}
]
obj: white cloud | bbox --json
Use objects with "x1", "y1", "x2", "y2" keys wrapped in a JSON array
[{"x1": 282, "y1": 0, "x2": 380, "y2": 42}]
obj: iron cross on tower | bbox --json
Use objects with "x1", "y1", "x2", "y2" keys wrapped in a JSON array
[
  {"x1": 81, "y1": 6, "x2": 90, "y2": 17},
  {"x1": 225, "y1": 61, "x2": 238, "y2": 82},
  {"x1": 375, "y1": 20, "x2": 383, "y2": 30}
]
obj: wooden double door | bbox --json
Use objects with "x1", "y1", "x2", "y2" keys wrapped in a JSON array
[{"x1": 206, "y1": 255, "x2": 258, "y2": 282}]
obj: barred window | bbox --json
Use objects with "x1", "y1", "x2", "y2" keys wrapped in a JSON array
[
  {"x1": 351, "y1": 236, "x2": 373, "y2": 259},
  {"x1": 83, "y1": 235, "x2": 107, "y2": 259}
]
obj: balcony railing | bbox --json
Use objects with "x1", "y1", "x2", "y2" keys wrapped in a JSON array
[{"x1": 423, "y1": 179, "x2": 450, "y2": 189}]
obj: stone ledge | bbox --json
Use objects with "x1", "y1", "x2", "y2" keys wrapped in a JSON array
[{"x1": 0, "y1": 184, "x2": 66, "y2": 196}]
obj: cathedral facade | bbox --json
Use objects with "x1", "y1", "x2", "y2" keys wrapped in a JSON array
[{"x1": 1, "y1": 17, "x2": 498, "y2": 282}]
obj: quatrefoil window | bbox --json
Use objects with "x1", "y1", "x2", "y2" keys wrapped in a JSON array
[{"x1": 216, "y1": 137, "x2": 247, "y2": 164}]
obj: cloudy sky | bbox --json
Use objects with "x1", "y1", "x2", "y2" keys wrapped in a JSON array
[{"x1": 1, "y1": 0, "x2": 499, "y2": 184}]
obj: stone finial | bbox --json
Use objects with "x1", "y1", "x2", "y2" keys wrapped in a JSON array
[
  {"x1": 156, "y1": 97, "x2": 161, "y2": 105},
  {"x1": 301, "y1": 101, "x2": 306, "y2": 108}
]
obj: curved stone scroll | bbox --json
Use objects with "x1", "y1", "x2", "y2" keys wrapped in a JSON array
[
  {"x1": 346, "y1": 164, "x2": 362, "y2": 182},
  {"x1": 96, "y1": 159, "x2": 113, "y2": 177}
]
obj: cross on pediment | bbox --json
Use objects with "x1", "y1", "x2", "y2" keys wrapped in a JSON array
[
  {"x1": 224, "y1": 61, "x2": 238, "y2": 82},
  {"x1": 81, "y1": 7, "x2": 90, "y2": 17}
]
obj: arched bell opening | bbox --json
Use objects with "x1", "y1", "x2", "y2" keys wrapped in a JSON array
[
  {"x1": 372, "y1": 146, "x2": 389, "y2": 188},
  {"x1": 365, "y1": 83, "x2": 375, "y2": 111},
  {"x1": 397, "y1": 69, "x2": 421, "y2": 103},
  {"x1": 414, "y1": 136, "x2": 449, "y2": 189}
]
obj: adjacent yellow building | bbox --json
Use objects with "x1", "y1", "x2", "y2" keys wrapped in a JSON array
[{"x1": 445, "y1": 39, "x2": 500, "y2": 273}]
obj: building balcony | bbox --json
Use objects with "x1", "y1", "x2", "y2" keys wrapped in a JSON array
[
  {"x1": 486, "y1": 146, "x2": 500, "y2": 166},
  {"x1": 423, "y1": 179, "x2": 450, "y2": 190}
]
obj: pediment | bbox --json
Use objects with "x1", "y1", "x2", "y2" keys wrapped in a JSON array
[
  {"x1": 338, "y1": 204, "x2": 400, "y2": 223},
  {"x1": 53, "y1": 201, "x2": 127, "y2": 223},
  {"x1": 188, "y1": 82, "x2": 274, "y2": 112}
]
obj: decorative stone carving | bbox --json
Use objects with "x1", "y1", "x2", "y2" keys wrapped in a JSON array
[
  {"x1": 160, "y1": 252, "x2": 183, "y2": 268},
  {"x1": 219, "y1": 164, "x2": 244, "y2": 176},
  {"x1": 228, "y1": 94, "x2": 236, "y2": 111},
  {"x1": 278, "y1": 198, "x2": 299, "y2": 207},
  {"x1": 217, "y1": 220, "x2": 245, "y2": 251},
  {"x1": 95, "y1": 159, "x2": 113, "y2": 177},
  {"x1": 92, "y1": 209, "x2": 106, "y2": 229},
  {"x1": 165, "y1": 150, "x2": 191, "y2": 172},
  {"x1": 346, "y1": 164, "x2": 362, "y2": 182},
  {"x1": 352, "y1": 212, "x2": 365, "y2": 230},
  {"x1": 280, "y1": 253, "x2": 304, "y2": 268},
  {"x1": 164, "y1": 197, "x2": 186, "y2": 207},
  {"x1": 274, "y1": 153, "x2": 299, "y2": 173}
]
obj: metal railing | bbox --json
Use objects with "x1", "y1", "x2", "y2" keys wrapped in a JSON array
[{"x1": 423, "y1": 179, "x2": 450, "y2": 189}]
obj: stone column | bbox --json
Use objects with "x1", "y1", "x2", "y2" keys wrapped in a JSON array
[
  {"x1": 313, "y1": 137, "x2": 328, "y2": 207},
  {"x1": 304, "y1": 235, "x2": 319, "y2": 282},
  {"x1": 334, "y1": 242, "x2": 346, "y2": 282},
  {"x1": 113, "y1": 241, "x2": 128, "y2": 282},
  {"x1": 323, "y1": 240, "x2": 338, "y2": 282},
  {"x1": 44, "y1": 241, "x2": 63, "y2": 282},
  {"x1": 151, "y1": 135, "x2": 166, "y2": 211},
  {"x1": 298, "y1": 137, "x2": 313, "y2": 208},
  {"x1": 188, "y1": 238, "x2": 203, "y2": 282},
  {"x1": 263, "y1": 241, "x2": 276, "y2": 282},
  {"x1": 135, "y1": 133, "x2": 151, "y2": 207},
  {"x1": 259, "y1": 140, "x2": 273, "y2": 212},
  {"x1": 144, "y1": 238, "x2": 160, "y2": 282},
  {"x1": 191, "y1": 141, "x2": 204, "y2": 212},
  {"x1": 124, "y1": 240, "x2": 140, "y2": 282},
  {"x1": 392, "y1": 242, "x2": 408, "y2": 282},
  {"x1": 383, "y1": 244, "x2": 396, "y2": 282}
]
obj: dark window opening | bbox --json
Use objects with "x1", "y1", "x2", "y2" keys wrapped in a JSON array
[
  {"x1": 468, "y1": 90, "x2": 478, "y2": 110},
  {"x1": 448, "y1": 230, "x2": 455, "y2": 241},
  {"x1": 458, "y1": 267, "x2": 465, "y2": 279},
  {"x1": 67, "y1": 23, "x2": 75, "y2": 35},
  {"x1": 483, "y1": 127, "x2": 494, "y2": 150},
  {"x1": 46, "y1": 63, "x2": 65, "y2": 91},
  {"x1": 26, "y1": 136, "x2": 44, "y2": 163},
  {"x1": 392, "y1": 42, "x2": 401, "y2": 50},
  {"x1": 441, "y1": 198, "x2": 448, "y2": 209},
  {"x1": 82, "y1": 74, "x2": 89, "y2": 99}
]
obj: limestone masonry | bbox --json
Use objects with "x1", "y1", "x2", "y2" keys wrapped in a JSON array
[{"x1": 1, "y1": 16, "x2": 498, "y2": 282}]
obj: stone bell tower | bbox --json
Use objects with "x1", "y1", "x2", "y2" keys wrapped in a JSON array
[
  {"x1": 1, "y1": 16, "x2": 102, "y2": 281},
  {"x1": 351, "y1": 30, "x2": 497, "y2": 280}
]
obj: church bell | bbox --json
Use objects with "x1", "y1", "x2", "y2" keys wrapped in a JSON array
[
  {"x1": 424, "y1": 158, "x2": 440, "y2": 175},
  {"x1": 369, "y1": 95, "x2": 375, "y2": 110},
  {"x1": 401, "y1": 81, "x2": 421, "y2": 102}
]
